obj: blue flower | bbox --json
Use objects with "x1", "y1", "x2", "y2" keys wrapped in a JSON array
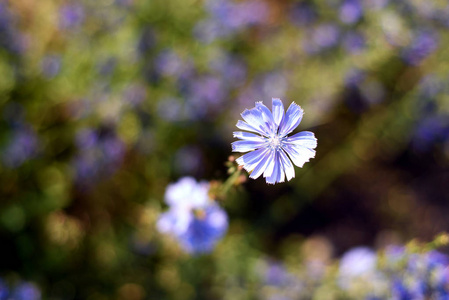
[
  {"x1": 401, "y1": 30, "x2": 439, "y2": 66},
  {"x1": 232, "y1": 98, "x2": 317, "y2": 184},
  {"x1": 157, "y1": 177, "x2": 228, "y2": 254},
  {"x1": 0, "y1": 279, "x2": 9, "y2": 300},
  {"x1": 177, "y1": 203, "x2": 228, "y2": 254},
  {"x1": 339, "y1": 0, "x2": 363, "y2": 24},
  {"x1": 339, "y1": 247, "x2": 377, "y2": 279},
  {"x1": 12, "y1": 282, "x2": 41, "y2": 300},
  {"x1": 59, "y1": 3, "x2": 85, "y2": 30}
]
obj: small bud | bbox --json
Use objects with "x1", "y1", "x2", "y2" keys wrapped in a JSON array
[
  {"x1": 237, "y1": 174, "x2": 247, "y2": 184},
  {"x1": 228, "y1": 155, "x2": 235, "y2": 162}
]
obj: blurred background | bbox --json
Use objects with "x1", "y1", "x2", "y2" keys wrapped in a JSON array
[{"x1": 1, "y1": 0, "x2": 449, "y2": 299}]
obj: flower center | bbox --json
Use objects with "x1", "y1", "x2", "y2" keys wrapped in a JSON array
[{"x1": 269, "y1": 135, "x2": 283, "y2": 149}]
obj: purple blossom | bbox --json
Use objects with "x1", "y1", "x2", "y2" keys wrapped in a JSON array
[
  {"x1": 303, "y1": 24, "x2": 340, "y2": 54},
  {"x1": 193, "y1": 20, "x2": 230, "y2": 43},
  {"x1": 185, "y1": 76, "x2": 226, "y2": 118},
  {"x1": 264, "y1": 262, "x2": 295, "y2": 287},
  {"x1": 413, "y1": 116, "x2": 449, "y2": 152},
  {"x1": 313, "y1": 24, "x2": 340, "y2": 48},
  {"x1": 343, "y1": 31, "x2": 366, "y2": 54},
  {"x1": 1, "y1": 127, "x2": 39, "y2": 168},
  {"x1": 401, "y1": 30, "x2": 439, "y2": 66},
  {"x1": 232, "y1": 98, "x2": 317, "y2": 184},
  {"x1": 0, "y1": 2, "x2": 24, "y2": 54},
  {"x1": 73, "y1": 128, "x2": 125, "y2": 185},
  {"x1": 339, "y1": 0, "x2": 363, "y2": 24},
  {"x1": 209, "y1": 54, "x2": 247, "y2": 87},
  {"x1": 198, "y1": 0, "x2": 268, "y2": 41},
  {"x1": 154, "y1": 50, "x2": 190, "y2": 78},
  {"x1": 12, "y1": 282, "x2": 41, "y2": 300},
  {"x1": 59, "y1": 3, "x2": 85, "y2": 30},
  {"x1": 0, "y1": 279, "x2": 9, "y2": 300},
  {"x1": 206, "y1": 0, "x2": 267, "y2": 30}
]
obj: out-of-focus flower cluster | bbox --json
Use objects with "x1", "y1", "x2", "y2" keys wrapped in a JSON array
[
  {"x1": 250, "y1": 242, "x2": 449, "y2": 300},
  {"x1": 0, "y1": 279, "x2": 41, "y2": 300}
]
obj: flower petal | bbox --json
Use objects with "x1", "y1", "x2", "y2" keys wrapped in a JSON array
[
  {"x1": 263, "y1": 149, "x2": 277, "y2": 178},
  {"x1": 232, "y1": 140, "x2": 266, "y2": 152},
  {"x1": 236, "y1": 147, "x2": 270, "y2": 171},
  {"x1": 266, "y1": 152, "x2": 285, "y2": 184},
  {"x1": 272, "y1": 98, "x2": 284, "y2": 130},
  {"x1": 249, "y1": 149, "x2": 275, "y2": 180},
  {"x1": 157, "y1": 209, "x2": 192, "y2": 236},
  {"x1": 241, "y1": 108, "x2": 271, "y2": 137},
  {"x1": 285, "y1": 131, "x2": 317, "y2": 149},
  {"x1": 236, "y1": 120, "x2": 266, "y2": 135},
  {"x1": 278, "y1": 102, "x2": 304, "y2": 137},
  {"x1": 279, "y1": 149, "x2": 295, "y2": 181},
  {"x1": 233, "y1": 131, "x2": 266, "y2": 142},
  {"x1": 283, "y1": 144, "x2": 316, "y2": 168},
  {"x1": 256, "y1": 102, "x2": 275, "y2": 136}
]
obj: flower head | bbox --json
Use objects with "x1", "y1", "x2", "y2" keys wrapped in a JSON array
[
  {"x1": 232, "y1": 98, "x2": 317, "y2": 184},
  {"x1": 157, "y1": 177, "x2": 228, "y2": 254}
]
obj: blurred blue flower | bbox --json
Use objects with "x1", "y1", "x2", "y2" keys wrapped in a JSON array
[
  {"x1": 304, "y1": 24, "x2": 340, "y2": 54},
  {"x1": 413, "y1": 116, "x2": 449, "y2": 152},
  {"x1": 392, "y1": 278, "x2": 412, "y2": 300},
  {"x1": 177, "y1": 203, "x2": 228, "y2": 254},
  {"x1": 209, "y1": 53, "x2": 247, "y2": 88},
  {"x1": 339, "y1": 0, "x2": 363, "y2": 24},
  {"x1": 59, "y1": 3, "x2": 85, "y2": 30},
  {"x1": 164, "y1": 177, "x2": 210, "y2": 209},
  {"x1": 157, "y1": 177, "x2": 228, "y2": 254},
  {"x1": 193, "y1": 20, "x2": 230, "y2": 43},
  {"x1": 233, "y1": 98, "x2": 317, "y2": 184},
  {"x1": 339, "y1": 247, "x2": 377, "y2": 279},
  {"x1": 0, "y1": 2, "x2": 24, "y2": 54},
  {"x1": 73, "y1": 128, "x2": 125, "y2": 185},
  {"x1": 401, "y1": 30, "x2": 439, "y2": 66},
  {"x1": 206, "y1": 0, "x2": 267, "y2": 30},
  {"x1": 264, "y1": 262, "x2": 295, "y2": 287},
  {"x1": 0, "y1": 279, "x2": 8, "y2": 300},
  {"x1": 184, "y1": 76, "x2": 226, "y2": 119},
  {"x1": 198, "y1": 0, "x2": 268, "y2": 42},
  {"x1": 256, "y1": 259, "x2": 303, "y2": 300},
  {"x1": 1, "y1": 126, "x2": 39, "y2": 168},
  {"x1": 343, "y1": 31, "x2": 366, "y2": 54},
  {"x1": 154, "y1": 50, "x2": 191, "y2": 78},
  {"x1": 12, "y1": 282, "x2": 41, "y2": 300}
]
